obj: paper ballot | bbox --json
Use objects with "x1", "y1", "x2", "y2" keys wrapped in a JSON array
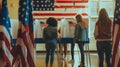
[{"x1": 34, "y1": 20, "x2": 47, "y2": 38}]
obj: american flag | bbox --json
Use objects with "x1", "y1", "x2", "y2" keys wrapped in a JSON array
[
  {"x1": 14, "y1": 0, "x2": 35, "y2": 67},
  {"x1": 112, "y1": 0, "x2": 120, "y2": 67},
  {"x1": 0, "y1": 0, "x2": 13, "y2": 67},
  {"x1": 33, "y1": 0, "x2": 54, "y2": 11},
  {"x1": 32, "y1": 0, "x2": 88, "y2": 21}
]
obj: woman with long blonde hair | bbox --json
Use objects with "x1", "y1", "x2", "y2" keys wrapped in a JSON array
[{"x1": 74, "y1": 14, "x2": 88, "y2": 67}]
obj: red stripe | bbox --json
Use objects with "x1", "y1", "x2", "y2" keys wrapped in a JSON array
[
  {"x1": 22, "y1": 32, "x2": 35, "y2": 67},
  {"x1": 81, "y1": 13, "x2": 88, "y2": 16},
  {"x1": 54, "y1": 5, "x2": 86, "y2": 8},
  {"x1": 33, "y1": 13, "x2": 76, "y2": 16},
  {"x1": 112, "y1": 24, "x2": 120, "y2": 67},
  {"x1": 1, "y1": 32, "x2": 12, "y2": 52},
  {"x1": 17, "y1": 45, "x2": 27, "y2": 67},
  {"x1": 3, "y1": 51, "x2": 12, "y2": 67},
  {"x1": 34, "y1": 18, "x2": 75, "y2": 21},
  {"x1": 56, "y1": 0, "x2": 88, "y2": 3}
]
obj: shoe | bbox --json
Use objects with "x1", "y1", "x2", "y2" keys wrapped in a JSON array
[
  {"x1": 64, "y1": 56, "x2": 67, "y2": 61},
  {"x1": 68, "y1": 59, "x2": 74, "y2": 63}
]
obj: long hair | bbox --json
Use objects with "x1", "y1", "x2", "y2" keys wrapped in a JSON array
[
  {"x1": 75, "y1": 14, "x2": 87, "y2": 29},
  {"x1": 98, "y1": 8, "x2": 111, "y2": 26}
]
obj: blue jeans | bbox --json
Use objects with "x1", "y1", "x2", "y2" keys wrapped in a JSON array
[
  {"x1": 97, "y1": 41, "x2": 112, "y2": 67},
  {"x1": 45, "y1": 39, "x2": 57, "y2": 65}
]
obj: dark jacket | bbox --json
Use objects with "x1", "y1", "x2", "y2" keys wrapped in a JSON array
[{"x1": 43, "y1": 26, "x2": 57, "y2": 41}]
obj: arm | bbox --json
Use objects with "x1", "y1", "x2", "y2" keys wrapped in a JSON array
[{"x1": 94, "y1": 24, "x2": 98, "y2": 40}]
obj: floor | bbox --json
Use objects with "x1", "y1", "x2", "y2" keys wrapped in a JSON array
[{"x1": 36, "y1": 52, "x2": 107, "y2": 67}]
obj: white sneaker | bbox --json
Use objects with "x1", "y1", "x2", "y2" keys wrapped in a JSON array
[{"x1": 64, "y1": 56, "x2": 67, "y2": 61}]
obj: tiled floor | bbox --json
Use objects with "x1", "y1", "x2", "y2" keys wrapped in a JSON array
[{"x1": 36, "y1": 52, "x2": 107, "y2": 67}]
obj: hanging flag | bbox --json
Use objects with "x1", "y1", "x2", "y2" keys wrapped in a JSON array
[
  {"x1": 0, "y1": 0, "x2": 13, "y2": 67},
  {"x1": 14, "y1": 0, "x2": 35, "y2": 67},
  {"x1": 112, "y1": 0, "x2": 120, "y2": 67},
  {"x1": 32, "y1": 0, "x2": 88, "y2": 21},
  {"x1": 33, "y1": 0, "x2": 54, "y2": 11}
]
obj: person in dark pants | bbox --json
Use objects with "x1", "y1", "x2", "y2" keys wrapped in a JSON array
[
  {"x1": 43, "y1": 17, "x2": 58, "y2": 67},
  {"x1": 74, "y1": 14, "x2": 88, "y2": 67},
  {"x1": 94, "y1": 8, "x2": 112, "y2": 67},
  {"x1": 69, "y1": 39, "x2": 75, "y2": 63}
]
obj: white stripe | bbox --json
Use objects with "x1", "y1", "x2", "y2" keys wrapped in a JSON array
[
  {"x1": 16, "y1": 37, "x2": 29, "y2": 67},
  {"x1": 55, "y1": 2, "x2": 88, "y2": 6},
  {"x1": 16, "y1": 24, "x2": 35, "y2": 66},
  {"x1": 0, "y1": 25, "x2": 11, "y2": 43},
  {"x1": 2, "y1": 41, "x2": 13, "y2": 65}
]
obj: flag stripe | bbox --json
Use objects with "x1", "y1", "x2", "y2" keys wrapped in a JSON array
[
  {"x1": 112, "y1": 24, "x2": 120, "y2": 67},
  {"x1": 0, "y1": 25, "x2": 11, "y2": 44},
  {"x1": 33, "y1": 13, "x2": 76, "y2": 16},
  {"x1": 33, "y1": 0, "x2": 88, "y2": 21},
  {"x1": 56, "y1": 0, "x2": 88, "y2": 3},
  {"x1": 54, "y1": 5, "x2": 86, "y2": 8}
]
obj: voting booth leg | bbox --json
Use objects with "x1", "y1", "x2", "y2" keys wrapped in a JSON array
[{"x1": 85, "y1": 44, "x2": 91, "y2": 67}]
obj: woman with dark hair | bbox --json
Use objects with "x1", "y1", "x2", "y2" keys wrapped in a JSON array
[
  {"x1": 43, "y1": 17, "x2": 58, "y2": 67},
  {"x1": 74, "y1": 14, "x2": 88, "y2": 67},
  {"x1": 94, "y1": 8, "x2": 112, "y2": 67}
]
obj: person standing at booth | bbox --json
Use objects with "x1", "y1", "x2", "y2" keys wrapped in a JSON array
[
  {"x1": 74, "y1": 14, "x2": 88, "y2": 67},
  {"x1": 94, "y1": 8, "x2": 112, "y2": 67},
  {"x1": 43, "y1": 17, "x2": 58, "y2": 67}
]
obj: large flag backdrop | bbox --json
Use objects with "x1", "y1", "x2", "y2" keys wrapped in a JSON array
[
  {"x1": 14, "y1": 0, "x2": 35, "y2": 67},
  {"x1": 0, "y1": 0, "x2": 13, "y2": 67},
  {"x1": 112, "y1": 0, "x2": 120, "y2": 67},
  {"x1": 33, "y1": 0, "x2": 88, "y2": 21}
]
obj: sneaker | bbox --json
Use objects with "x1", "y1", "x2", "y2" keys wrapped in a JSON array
[
  {"x1": 68, "y1": 59, "x2": 74, "y2": 63},
  {"x1": 64, "y1": 56, "x2": 67, "y2": 61}
]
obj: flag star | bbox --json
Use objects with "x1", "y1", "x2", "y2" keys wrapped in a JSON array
[
  {"x1": 45, "y1": 5, "x2": 46, "y2": 7},
  {"x1": 51, "y1": 3, "x2": 53, "y2": 5},
  {"x1": 25, "y1": 18, "x2": 27, "y2": 21},
  {"x1": 37, "y1": 5, "x2": 39, "y2": 7},
  {"x1": 22, "y1": 8, "x2": 25, "y2": 11},
  {"x1": 21, "y1": 14, "x2": 24, "y2": 17},
  {"x1": 36, "y1": 8, "x2": 38, "y2": 10},
  {"x1": 37, "y1": 1, "x2": 39, "y2": 3},
  {"x1": 26, "y1": 12, "x2": 28, "y2": 15},
  {"x1": 3, "y1": 17, "x2": 5, "y2": 20},
  {"x1": 27, "y1": 7, "x2": 29, "y2": 9}
]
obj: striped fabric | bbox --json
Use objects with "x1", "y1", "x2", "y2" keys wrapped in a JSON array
[
  {"x1": 0, "y1": 0, "x2": 13, "y2": 67},
  {"x1": 112, "y1": 0, "x2": 120, "y2": 67}
]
